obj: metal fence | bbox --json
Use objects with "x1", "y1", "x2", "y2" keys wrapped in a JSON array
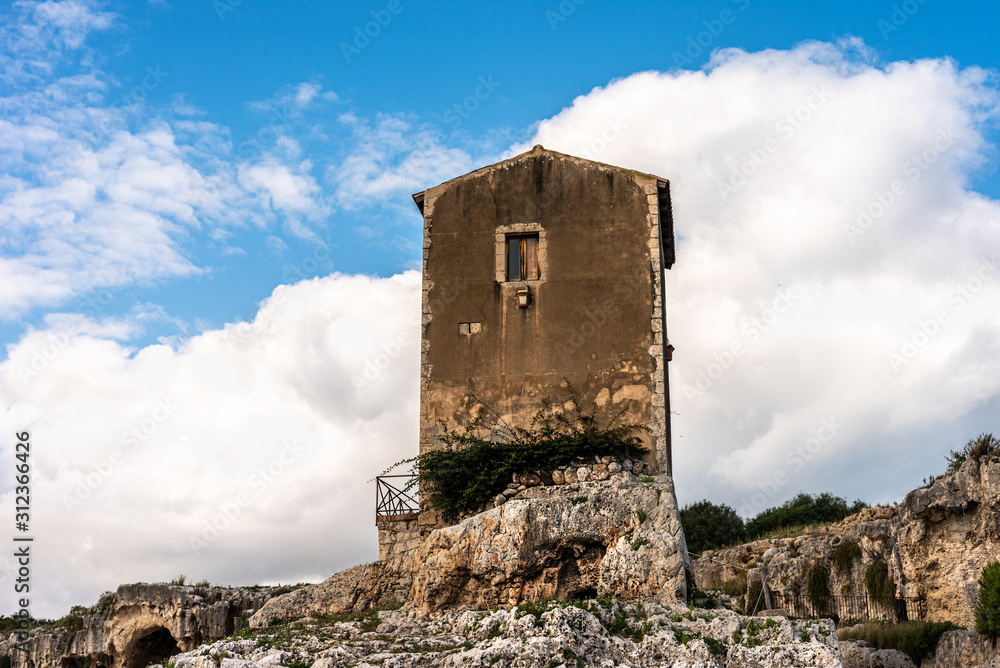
[
  {"x1": 375, "y1": 475, "x2": 418, "y2": 523},
  {"x1": 764, "y1": 593, "x2": 926, "y2": 622}
]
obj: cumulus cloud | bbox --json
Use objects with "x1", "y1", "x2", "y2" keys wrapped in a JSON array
[
  {"x1": 516, "y1": 39, "x2": 1000, "y2": 513},
  {"x1": 0, "y1": 1, "x2": 333, "y2": 319},
  {"x1": 0, "y1": 272, "x2": 421, "y2": 617},
  {"x1": 331, "y1": 114, "x2": 477, "y2": 209},
  {"x1": 4, "y1": 31, "x2": 1000, "y2": 618}
]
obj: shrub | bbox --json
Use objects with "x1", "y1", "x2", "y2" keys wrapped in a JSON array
[
  {"x1": 807, "y1": 565, "x2": 831, "y2": 615},
  {"x1": 47, "y1": 614, "x2": 84, "y2": 633},
  {"x1": 679, "y1": 500, "x2": 745, "y2": 555},
  {"x1": 946, "y1": 433, "x2": 1000, "y2": 473},
  {"x1": 703, "y1": 637, "x2": 726, "y2": 655},
  {"x1": 864, "y1": 560, "x2": 897, "y2": 600},
  {"x1": 975, "y1": 560, "x2": 1000, "y2": 639},
  {"x1": 830, "y1": 540, "x2": 862, "y2": 575},
  {"x1": 746, "y1": 580, "x2": 763, "y2": 615},
  {"x1": 838, "y1": 621, "x2": 962, "y2": 664},
  {"x1": 745, "y1": 493, "x2": 867, "y2": 539},
  {"x1": 380, "y1": 390, "x2": 648, "y2": 518},
  {"x1": 718, "y1": 574, "x2": 746, "y2": 598}
]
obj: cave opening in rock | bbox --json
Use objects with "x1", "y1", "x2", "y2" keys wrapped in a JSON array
[
  {"x1": 553, "y1": 542, "x2": 606, "y2": 600},
  {"x1": 124, "y1": 628, "x2": 180, "y2": 668},
  {"x1": 61, "y1": 656, "x2": 86, "y2": 668}
]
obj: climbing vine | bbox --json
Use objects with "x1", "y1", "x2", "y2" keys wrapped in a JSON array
[{"x1": 378, "y1": 387, "x2": 648, "y2": 519}]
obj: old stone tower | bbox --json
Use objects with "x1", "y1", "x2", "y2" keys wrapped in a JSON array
[{"x1": 412, "y1": 145, "x2": 676, "y2": 487}]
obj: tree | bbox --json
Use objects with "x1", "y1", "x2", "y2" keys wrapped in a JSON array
[
  {"x1": 976, "y1": 561, "x2": 1000, "y2": 640},
  {"x1": 745, "y1": 492, "x2": 867, "y2": 539},
  {"x1": 680, "y1": 500, "x2": 745, "y2": 555}
]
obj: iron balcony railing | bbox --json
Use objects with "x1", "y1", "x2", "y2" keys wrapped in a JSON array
[
  {"x1": 375, "y1": 475, "x2": 418, "y2": 523},
  {"x1": 760, "y1": 593, "x2": 926, "y2": 622}
]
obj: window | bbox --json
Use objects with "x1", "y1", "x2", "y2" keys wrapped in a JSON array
[{"x1": 506, "y1": 234, "x2": 539, "y2": 280}]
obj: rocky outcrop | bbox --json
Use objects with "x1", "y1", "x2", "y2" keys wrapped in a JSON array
[
  {"x1": 171, "y1": 600, "x2": 844, "y2": 668},
  {"x1": 692, "y1": 457, "x2": 1000, "y2": 629},
  {"x1": 252, "y1": 475, "x2": 688, "y2": 626},
  {"x1": 840, "y1": 641, "x2": 916, "y2": 668},
  {"x1": 1, "y1": 584, "x2": 285, "y2": 668},
  {"x1": 920, "y1": 630, "x2": 1000, "y2": 668},
  {"x1": 242, "y1": 563, "x2": 408, "y2": 623}
]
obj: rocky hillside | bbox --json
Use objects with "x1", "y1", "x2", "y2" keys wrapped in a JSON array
[
  {"x1": 251, "y1": 475, "x2": 689, "y2": 625},
  {"x1": 692, "y1": 455, "x2": 1000, "y2": 629},
  {"x1": 1, "y1": 583, "x2": 286, "y2": 668},
  {"x1": 157, "y1": 599, "x2": 845, "y2": 668}
]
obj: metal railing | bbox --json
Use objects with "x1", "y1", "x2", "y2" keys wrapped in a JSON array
[
  {"x1": 765, "y1": 593, "x2": 926, "y2": 622},
  {"x1": 375, "y1": 475, "x2": 418, "y2": 523}
]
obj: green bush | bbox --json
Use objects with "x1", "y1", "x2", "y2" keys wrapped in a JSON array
[
  {"x1": 864, "y1": 560, "x2": 897, "y2": 600},
  {"x1": 380, "y1": 391, "x2": 648, "y2": 519},
  {"x1": 745, "y1": 493, "x2": 867, "y2": 539},
  {"x1": 946, "y1": 433, "x2": 999, "y2": 473},
  {"x1": 679, "y1": 500, "x2": 745, "y2": 555},
  {"x1": 975, "y1": 560, "x2": 1000, "y2": 639},
  {"x1": 718, "y1": 574, "x2": 746, "y2": 598},
  {"x1": 830, "y1": 540, "x2": 862, "y2": 575},
  {"x1": 838, "y1": 621, "x2": 962, "y2": 664}
]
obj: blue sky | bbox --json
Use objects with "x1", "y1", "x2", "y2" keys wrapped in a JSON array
[
  {"x1": 6, "y1": 0, "x2": 999, "y2": 347},
  {"x1": 3, "y1": 0, "x2": 1000, "y2": 616}
]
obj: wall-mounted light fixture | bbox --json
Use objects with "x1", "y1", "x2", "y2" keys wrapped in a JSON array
[
  {"x1": 665, "y1": 340, "x2": 675, "y2": 361},
  {"x1": 515, "y1": 285, "x2": 531, "y2": 308}
]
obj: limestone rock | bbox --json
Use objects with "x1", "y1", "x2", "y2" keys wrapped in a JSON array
[
  {"x1": 551, "y1": 469, "x2": 565, "y2": 485},
  {"x1": 841, "y1": 641, "x2": 916, "y2": 668},
  {"x1": 576, "y1": 466, "x2": 590, "y2": 482},
  {"x1": 250, "y1": 563, "x2": 408, "y2": 627},
  {"x1": 407, "y1": 477, "x2": 688, "y2": 612},
  {"x1": 920, "y1": 630, "x2": 1000, "y2": 667},
  {"x1": 2, "y1": 584, "x2": 284, "y2": 668},
  {"x1": 693, "y1": 458, "x2": 1000, "y2": 630},
  {"x1": 564, "y1": 467, "x2": 578, "y2": 484},
  {"x1": 164, "y1": 601, "x2": 845, "y2": 668}
]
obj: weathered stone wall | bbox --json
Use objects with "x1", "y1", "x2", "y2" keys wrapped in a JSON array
[
  {"x1": 414, "y1": 146, "x2": 675, "y2": 494},
  {"x1": 692, "y1": 456, "x2": 1000, "y2": 629},
  {"x1": 376, "y1": 518, "x2": 426, "y2": 571}
]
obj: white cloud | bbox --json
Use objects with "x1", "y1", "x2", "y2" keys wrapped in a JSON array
[
  {"x1": 331, "y1": 114, "x2": 477, "y2": 209},
  {"x1": 4, "y1": 32, "x2": 1000, "y2": 618},
  {"x1": 514, "y1": 40, "x2": 1000, "y2": 513},
  {"x1": 238, "y1": 161, "x2": 325, "y2": 217},
  {"x1": 0, "y1": 2, "x2": 334, "y2": 319},
  {"x1": 0, "y1": 272, "x2": 421, "y2": 617},
  {"x1": 249, "y1": 80, "x2": 339, "y2": 116}
]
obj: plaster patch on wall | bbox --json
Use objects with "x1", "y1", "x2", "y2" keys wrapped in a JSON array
[
  {"x1": 612, "y1": 385, "x2": 651, "y2": 404},
  {"x1": 595, "y1": 388, "x2": 610, "y2": 407}
]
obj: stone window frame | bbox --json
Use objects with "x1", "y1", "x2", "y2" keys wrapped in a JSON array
[{"x1": 495, "y1": 223, "x2": 547, "y2": 283}]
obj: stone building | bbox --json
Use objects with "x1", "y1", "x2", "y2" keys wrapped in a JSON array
[{"x1": 412, "y1": 145, "x2": 676, "y2": 491}]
